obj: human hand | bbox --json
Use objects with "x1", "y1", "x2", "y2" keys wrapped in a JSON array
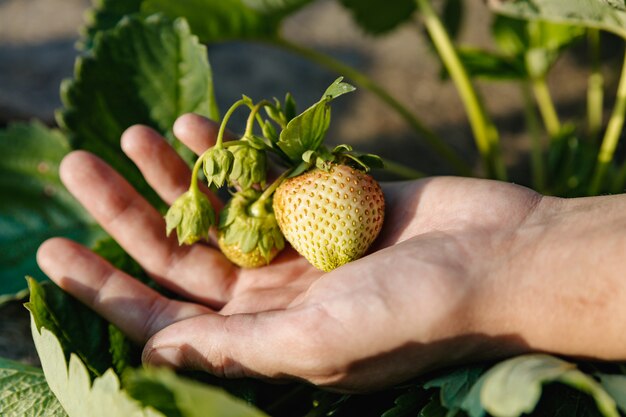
[{"x1": 37, "y1": 114, "x2": 626, "y2": 392}]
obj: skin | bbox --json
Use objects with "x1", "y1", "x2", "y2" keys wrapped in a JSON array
[{"x1": 37, "y1": 114, "x2": 626, "y2": 393}]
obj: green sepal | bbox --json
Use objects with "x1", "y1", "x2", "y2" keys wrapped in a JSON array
[
  {"x1": 219, "y1": 190, "x2": 284, "y2": 261},
  {"x1": 202, "y1": 147, "x2": 234, "y2": 187},
  {"x1": 165, "y1": 190, "x2": 215, "y2": 245},
  {"x1": 277, "y1": 77, "x2": 355, "y2": 163},
  {"x1": 228, "y1": 141, "x2": 267, "y2": 189},
  {"x1": 332, "y1": 143, "x2": 385, "y2": 172}
]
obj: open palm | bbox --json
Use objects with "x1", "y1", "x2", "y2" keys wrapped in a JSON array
[{"x1": 38, "y1": 114, "x2": 542, "y2": 392}]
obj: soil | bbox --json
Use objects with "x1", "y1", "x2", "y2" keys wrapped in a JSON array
[{"x1": 0, "y1": 0, "x2": 623, "y2": 365}]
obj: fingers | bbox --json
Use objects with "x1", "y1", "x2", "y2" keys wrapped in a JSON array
[
  {"x1": 142, "y1": 308, "x2": 324, "y2": 381},
  {"x1": 120, "y1": 125, "x2": 222, "y2": 209},
  {"x1": 173, "y1": 113, "x2": 235, "y2": 155},
  {"x1": 37, "y1": 238, "x2": 211, "y2": 344},
  {"x1": 59, "y1": 151, "x2": 236, "y2": 305}
]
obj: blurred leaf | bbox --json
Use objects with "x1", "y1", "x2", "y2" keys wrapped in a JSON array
[
  {"x1": 450, "y1": 47, "x2": 526, "y2": 80},
  {"x1": 241, "y1": 0, "x2": 313, "y2": 15},
  {"x1": 487, "y1": 0, "x2": 626, "y2": 39},
  {"x1": 58, "y1": 14, "x2": 219, "y2": 210},
  {"x1": 492, "y1": 16, "x2": 584, "y2": 78},
  {"x1": 547, "y1": 127, "x2": 598, "y2": 197},
  {"x1": 25, "y1": 278, "x2": 137, "y2": 378},
  {"x1": 80, "y1": 0, "x2": 143, "y2": 49},
  {"x1": 142, "y1": 0, "x2": 280, "y2": 42},
  {"x1": 598, "y1": 374, "x2": 626, "y2": 413},
  {"x1": 418, "y1": 396, "x2": 450, "y2": 417},
  {"x1": 0, "y1": 122, "x2": 104, "y2": 304},
  {"x1": 0, "y1": 357, "x2": 68, "y2": 417},
  {"x1": 422, "y1": 365, "x2": 487, "y2": 417},
  {"x1": 338, "y1": 0, "x2": 416, "y2": 35},
  {"x1": 442, "y1": 0, "x2": 465, "y2": 41},
  {"x1": 381, "y1": 388, "x2": 428, "y2": 417},
  {"x1": 125, "y1": 368, "x2": 271, "y2": 417},
  {"x1": 480, "y1": 354, "x2": 619, "y2": 417}
]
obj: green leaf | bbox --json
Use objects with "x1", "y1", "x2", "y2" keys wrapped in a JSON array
[
  {"x1": 125, "y1": 368, "x2": 271, "y2": 417},
  {"x1": 598, "y1": 374, "x2": 626, "y2": 413},
  {"x1": 424, "y1": 365, "x2": 487, "y2": 417},
  {"x1": 381, "y1": 388, "x2": 428, "y2": 417},
  {"x1": 30, "y1": 315, "x2": 165, "y2": 417},
  {"x1": 0, "y1": 357, "x2": 67, "y2": 417},
  {"x1": 453, "y1": 48, "x2": 526, "y2": 81},
  {"x1": 142, "y1": 0, "x2": 280, "y2": 42},
  {"x1": 241, "y1": 0, "x2": 312, "y2": 15},
  {"x1": 79, "y1": 0, "x2": 143, "y2": 50},
  {"x1": 25, "y1": 278, "x2": 136, "y2": 378},
  {"x1": 57, "y1": 14, "x2": 219, "y2": 209},
  {"x1": 487, "y1": 0, "x2": 626, "y2": 39},
  {"x1": 0, "y1": 122, "x2": 105, "y2": 304},
  {"x1": 480, "y1": 354, "x2": 619, "y2": 417},
  {"x1": 491, "y1": 16, "x2": 584, "y2": 78},
  {"x1": 418, "y1": 396, "x2": 449, "y2": 417},
  {"x1": 338, "y1": 0, "x2": 416, "y2": 35},
  {"x1": 277, "y1": 78, "x2": 355, "y2": 162}
]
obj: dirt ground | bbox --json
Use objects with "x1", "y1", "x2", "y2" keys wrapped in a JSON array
[{"x1": 1, "y1": 0, "x2": 623, "y2": 365}]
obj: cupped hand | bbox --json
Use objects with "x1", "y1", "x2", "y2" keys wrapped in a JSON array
[{"x1": 37, "y1": 114, "x2": 546, "y2": 392}]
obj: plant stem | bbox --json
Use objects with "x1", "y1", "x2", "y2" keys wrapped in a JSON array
[
  {"x1": 532, "y1": 76, "x2": 561, "y2": 139},
  {"x1": 216, "y1": 98, "x2": 247, "y2": 147},
  {"x1": 590, "y1": 47, "x2": 626, "y2": 195},
  {"x1": 244, "y1": 100, "x2": 270, "y2": 138},
  {"x1": 189, "y1": 154, "x2": 205, "y2": 196},
  {"x1": 268, "y1": 37, "x2": 472, "y2": 176},
  {"x1": 521, "y1": 82, "x2": 545, "y2": 192},
  {"x1": 415, "y1": 0, "x2": 506, "y2": 181},
  {"x1": 380, "y1": 158, "x2": 426, "y2": 179},
  {"x1": 587, "y1": 28, "x2": 604, "y2": 141}
]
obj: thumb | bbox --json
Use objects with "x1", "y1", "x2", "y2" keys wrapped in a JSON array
[{"x1": 141, "y1": 309, "x2": 326, "y2": 381}]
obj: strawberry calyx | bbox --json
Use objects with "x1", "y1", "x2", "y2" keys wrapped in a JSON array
[
  {"x1": 218, "y1": 189, "x2": 285, "y2": 264},
  {"x1": 165, "y1": 189, "x2": 215, "y2": 245}
]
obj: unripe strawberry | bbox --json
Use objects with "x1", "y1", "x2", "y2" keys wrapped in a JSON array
[{"x1": 273, "y1": 164, "x2": 384, "y2": 272}]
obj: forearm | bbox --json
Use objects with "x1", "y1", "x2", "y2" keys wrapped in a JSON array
[{"x1": 475, "y1": 194, "x2": 626, "y2": 360}]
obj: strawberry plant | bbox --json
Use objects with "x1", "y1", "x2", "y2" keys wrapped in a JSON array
[{"x1": 3, "y1": 0, "x2": 626, "y2": 416}]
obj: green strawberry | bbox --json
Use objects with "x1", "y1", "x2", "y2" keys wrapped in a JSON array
[
  {"x1": 218, "y1": 189, "x2": 284, "y2": 268},
  {"x1": 273, "y1": 164, "x2": 385, "y2": 272}
]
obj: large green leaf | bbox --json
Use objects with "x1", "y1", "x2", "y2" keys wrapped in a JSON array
[
  {"x1": 57, "y1": 14, "x2": 219, "y2": 209},
  {"x1": 25, "y1": 278, "x2": 137, "y2": 378},
  {"x1": 339, "y1": 0, "x2": 416, "y2": 35},
  {"x1": 80, "y1": 0, "x2": 143, "y2": 50},
  {"x1": 30, "y1": 308, "x2": 269, "y2": 417},
  {"x1": 0, "y1": 357, "x2": 67, "y2": 417},
  {"x1": 487, "y1": 0, "x2": 626, "y2": 39},
  {"x1": 142, "y1": 0, "x2": 280, "y2": 42},
  {"x1": 125, "y1": 368, "x2": 270, "y2": 417},
  {"x1": 0, "y1": 122, "x2": 104, "y2": 303},
  {"x1": 480, "y1": 354, "x2": 619, "y2": 417}
]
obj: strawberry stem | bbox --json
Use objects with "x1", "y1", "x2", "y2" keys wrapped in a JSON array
[
  {"x1": 216, "y1": 98, "x2": 247, "y2": 147},
  {"x1": 243, "y1": 100, "x2": 271, "y2": 139}
]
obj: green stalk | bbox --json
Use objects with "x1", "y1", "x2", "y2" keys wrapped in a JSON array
[
  {"x1": 587, "y1": 28, "x2": 604, "y2": 141},
  {"x1": 380, "y1": 158, "x2": 426, "y2": 179},
  {"x1": 244, "y1": 99, "x2": 271, "y2": 138},
  {"x1": 269, "y1": 37, "x2": 472, "y2": 176},
  {"x1": 189, "y1": 153, "x2": 205, "y2": 197},
  {"x1": 415, "y1": 0, "x2": 507, "y2": 180},
  {"x1": 521, "y1": 82, "x2": 545, "y2": 192},
  {"x1": 216, "y1": 98, "x2": 247, "y2": 147},
  {"x1": 532, "y1": 76, "x2": 561, "y2": 139},
  {"x1": 590, "y1": 47, "x2": 626, "y2": 195}
]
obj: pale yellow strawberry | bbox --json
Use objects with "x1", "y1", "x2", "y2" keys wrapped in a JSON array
[{"x1": 273, "y1": 164, "x2": 385, "y2": 272}]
